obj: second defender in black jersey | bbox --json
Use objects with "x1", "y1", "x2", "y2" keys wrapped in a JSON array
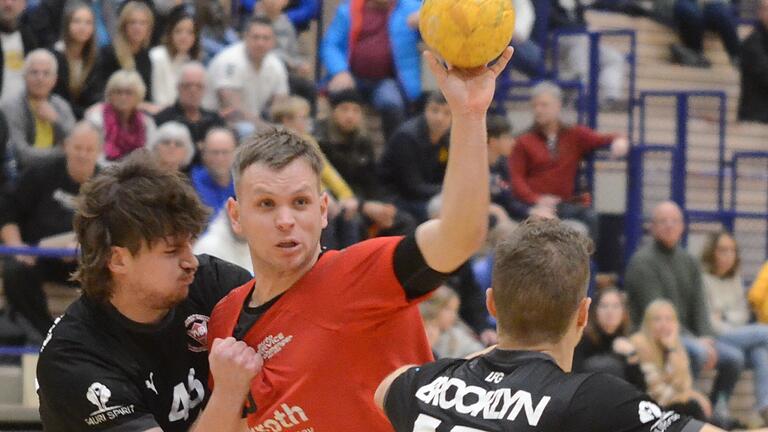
[
  {"x1": 376, "y1": 219, "x2": 731, "y2": 432},
  {"x1": 37, "y1": 158, "x2": 262, "y2": 432}
]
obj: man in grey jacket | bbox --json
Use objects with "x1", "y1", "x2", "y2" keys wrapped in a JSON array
[
  {"x1": 2, "y1": 49, "x2": 75, "y2": 171},
  {"x1": 625, "y1": 201, "x2": 744, "y2": 423}
]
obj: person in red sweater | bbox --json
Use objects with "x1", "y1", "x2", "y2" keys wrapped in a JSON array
[{"x1": 509, "y1": 81, "x2": 628, "y2": 239}]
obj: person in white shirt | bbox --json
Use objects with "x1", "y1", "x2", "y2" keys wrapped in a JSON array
[
  {"x1": 203, "y1": 16, "x2": 288, "y2": 128},
  {"x1": 0, "y1": 0, "x2": 37, "y2": 106},
  {"x1": 149, "y1": 5, "x2": 200, "y2": 108}
]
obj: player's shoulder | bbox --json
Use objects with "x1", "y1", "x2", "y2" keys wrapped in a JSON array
[
  {"x1": 38, "y1": 299, "x2": 115, "y2": 373},
  {"x1": 336, "y1": 236, "x2": 403, "y2": 257},
  {"x1": 193, "y1": 254, "x2": 252, "y2": 290},
  {"x1": 573, "y1": 371, "x2": 641, "y2": 397}
]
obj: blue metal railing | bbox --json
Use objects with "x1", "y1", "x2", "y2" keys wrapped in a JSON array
[
  {"x1": 625, "y1": 91, "x2": 735, "y2": 258},
  {"x1": 636, "y1": 90, "x2": 728, "y2": 211},
  {"x1": 551, "y1": 28, "x2": 637, "y2": 131}
]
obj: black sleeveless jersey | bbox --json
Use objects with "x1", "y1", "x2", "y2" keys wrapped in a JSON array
[
  {"x1": 36, "y1": 255, "x2": 251, "y2": 432},
  {"x1": 384, "y1": 349, "x2": 706, "y2": 432}
]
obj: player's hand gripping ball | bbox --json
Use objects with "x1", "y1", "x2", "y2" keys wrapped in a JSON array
[{"x1": 419, "y1": 0, "x2": 516, "y2": 69}]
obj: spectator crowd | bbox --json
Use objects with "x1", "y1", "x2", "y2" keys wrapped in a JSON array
[{"x1": 0, "y1": 0, "x2": 767, "y2": 429}]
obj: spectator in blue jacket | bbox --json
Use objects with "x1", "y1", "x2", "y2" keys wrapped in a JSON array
[
  {"x1": 321, "y1": 0, "x2": 421, "y2": 140},
  {"x1": 190, "y1": 127, "x2": 236, "y2": 219},
  {"x1": 239, "y1": 0, "x2": 320, "y2": 32}
]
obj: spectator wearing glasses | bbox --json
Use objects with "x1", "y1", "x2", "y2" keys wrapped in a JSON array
[
  {"x1": 155, "y1": 62, "x2": 226, "y2": 163},
  {"x1": 147, "y1": 120, "x2": 195, "y2": 172},
  {"x1": 2, "y1": 49, "x2": 75, "y2": 171}
]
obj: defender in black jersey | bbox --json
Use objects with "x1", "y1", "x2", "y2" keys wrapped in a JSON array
[
  {"x1": 37, "y1": 159, "x2": 261, "y2": 432},
  {"x1": 376, "y1": 219, "x2": 729, "y2": 432}
]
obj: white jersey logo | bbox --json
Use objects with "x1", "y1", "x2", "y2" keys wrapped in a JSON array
[
  {"x1": 84, "y1": 383, "x2": 136, "y2": 426},
  {"x1": 257, "y1": 333, "x2": 294, "y2": 360},
  {"x1": 87, "y1": 383, "x2": 113, "y2": 413},
  {"x1": 415, "y1": 376, "x2": 551, "y2": 426},
  {"x1": 249, "y1": 403, "x2": 311, "y2": 432},
  {"x1": 145, "y1": 372, "x2": 158, "y2": 395},
  {"x1": 639, "y1": 401, "x2": 663, "y2": 424}
]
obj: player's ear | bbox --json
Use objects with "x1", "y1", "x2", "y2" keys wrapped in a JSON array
[
  {"x1": 319, "y1": 191, "x2": 329, "y2": 229},
  {"x1": 486, "y1": 288, "x2": 497, "y2": 318},
  {"x1": 107, "y1": 246, "x2": 130, "y2": 275},
  {"x1": 226, "y1": 197, "x2": 243, "y2": 235},
  {"x1": 576, "y1": 297, "x2": 591, "y2": 329}
]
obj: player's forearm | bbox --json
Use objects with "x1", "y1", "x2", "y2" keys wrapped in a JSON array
[
  {"x1": 191, "y1": 390, "x2": 248, "y2": 432},
  {"x1": 436, "y1": 114, "x2": 489, "y2": 253}
]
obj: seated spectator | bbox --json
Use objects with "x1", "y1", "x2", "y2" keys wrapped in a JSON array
[
  {"x1": 625, "y1": 201, "x2": 744, "y2": 423},
  {"x1": 315, "y1": 89, "x2": 416, "y2": 237},
  {"x1": 190, "y1": 127, "x2": 236, "y2": 217},
  {"x1": 26, "y1": 0, "x2": 156, "y2": 48},
  {"x1": 0, "y1": 0, "x2": 38, "y2": 106},
  {"x1": 701, "y1": 231, "x2": 768, "y2": 425},
  {"x1": 0, "y1": 111, "x2": 10, "y2": 189},
  {"x1": 651, "y1": 0, "x2": 740, "y2": 67},
  {"x1": 154, "y1": 62, "x2": 226, "y2": 165},
  {"x1": 738, "y1": 0, "x2": 768, "y2": 123},
  {"x1": 240, "y1": 0, "x2": 320, "y2": 33},
  {"x1": 509, "y1": 82, "x2": 627, "y2": 240},
  {"x1": 51, "y1": 2, "x2": 102, "y2": 120},
  {"x1": 751, "y1": 261, "x2": 768, "y2": 324},
  {"x1": 193, "y1": 208, "x2": 253, "y2": 273},
  {"x1": 486, "y1": 114, "x2": 527, "y2": 220},
  {"x1": 149, "y1": 4, "x2": 200, "y2": 108},
  {"x1": 630, "y1": 299, "x2": 712, "y2": 421},
  {"x1": 549, "y1": 0, "x2": 627, "y2": 107},
  {"x1": 419, "y1": 285, "x2": 484, "y2": 359},
  {"x1": 204, "y1": 16, "x2": 289, "y2": 134},
  {"x1": 378, "y1": 91, "x2": 451, "y2": 222},
  {"x1": 87, "y1": 70, "x2": 156, "y2": 163},
  {"x1": 0, "y1": 121, "x2": 101, "y2": 339},
  {"x1": 255, "y1": 0, "x2": 316, "y2": 110},
  {"x1": 3, "y1": 49, "x2": 76, "y2": 170},
  {"x1": 508, "y1": 0, "x2": 545, "y2": 78},
  {"x1": 321, "y1": 0, "x2": 421, "y2": 139},
  {"x1": 96, "y1": 1, "x2": 156, "y2": 108},
  {"x1": 270, "y1": 96, "x2": 362, "y2": 248},
  {"x1": 194, "y1": 0, "x2": 239, "y2": 64},
  {"x1": 574, "y1": 288, "x2": 645, "y2": 389},
  {"x1": 147, "y1": 121, "x2": 194, "y2": 172}
]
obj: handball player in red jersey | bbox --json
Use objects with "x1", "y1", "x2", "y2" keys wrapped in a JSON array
[{"x1": 207, "y1": 47, "x2": 514, "y2": 430}]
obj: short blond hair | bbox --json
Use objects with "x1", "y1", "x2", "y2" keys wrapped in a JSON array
[
  {"x1": 270, "y1": 96, "x2": 310, "y2": 124},
  {"x1": 105, "y1": 70, "x2": 146, "y2": 103}
]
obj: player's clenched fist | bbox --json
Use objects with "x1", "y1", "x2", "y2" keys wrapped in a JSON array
[{"x1": 210, "y1": 337, "x2": 263, "y2": 397}]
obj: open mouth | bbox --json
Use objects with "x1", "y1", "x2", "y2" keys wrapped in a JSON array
[{"x1": 277, "y1": 240, "x2": 299, "y2": 249}]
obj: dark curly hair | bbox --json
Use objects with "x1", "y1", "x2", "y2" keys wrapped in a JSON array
[{"x1": 72, "y1": 153, "x2": 209, "y2": 302}]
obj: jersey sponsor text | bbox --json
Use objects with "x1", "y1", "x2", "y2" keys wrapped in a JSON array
[
  {"x1": 415, "y1": 376, "x2": 551, "y2": 427},
  {"x1": 249, "y1": 403, "x2": 311, "y2": 432}
]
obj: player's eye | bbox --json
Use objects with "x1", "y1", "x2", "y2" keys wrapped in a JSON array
[
  {"x1": 294, "y1": 197, "x2": 309, "y2": 207},
  {"x1": 165, "y1": 249, "x2": 178, "y2": 255},
  {"x1": 258, "y1": 199, "x2": 275, "y2": 208}
]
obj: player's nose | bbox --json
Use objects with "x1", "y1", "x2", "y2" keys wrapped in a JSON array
[{"x1": 274, "y1": 206, "x2": 296, "y2": 231}]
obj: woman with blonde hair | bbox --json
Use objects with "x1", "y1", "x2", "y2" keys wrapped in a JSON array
[
  {"x1": 96, "y1": 1, "x2": 156, "y2": 108},
  {"x1": 630, "y1": 299, "x2": 712, "y2": 421},
  {"x1": 87, "y1": 70, "x2": 156, "y2": 163}
]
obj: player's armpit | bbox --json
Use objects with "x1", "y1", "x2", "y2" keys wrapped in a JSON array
[{"x1": 374, "y1": 365, "x2": 415, "y2": 411}]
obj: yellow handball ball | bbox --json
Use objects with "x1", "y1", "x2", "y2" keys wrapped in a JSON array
[{"x1": 419, "y1": 0, "x2": 515, "y2": 69}]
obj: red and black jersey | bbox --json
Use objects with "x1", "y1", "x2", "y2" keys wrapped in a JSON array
[{"x1": 208, "y1": 235, "x2": 447, "y2": 431}]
